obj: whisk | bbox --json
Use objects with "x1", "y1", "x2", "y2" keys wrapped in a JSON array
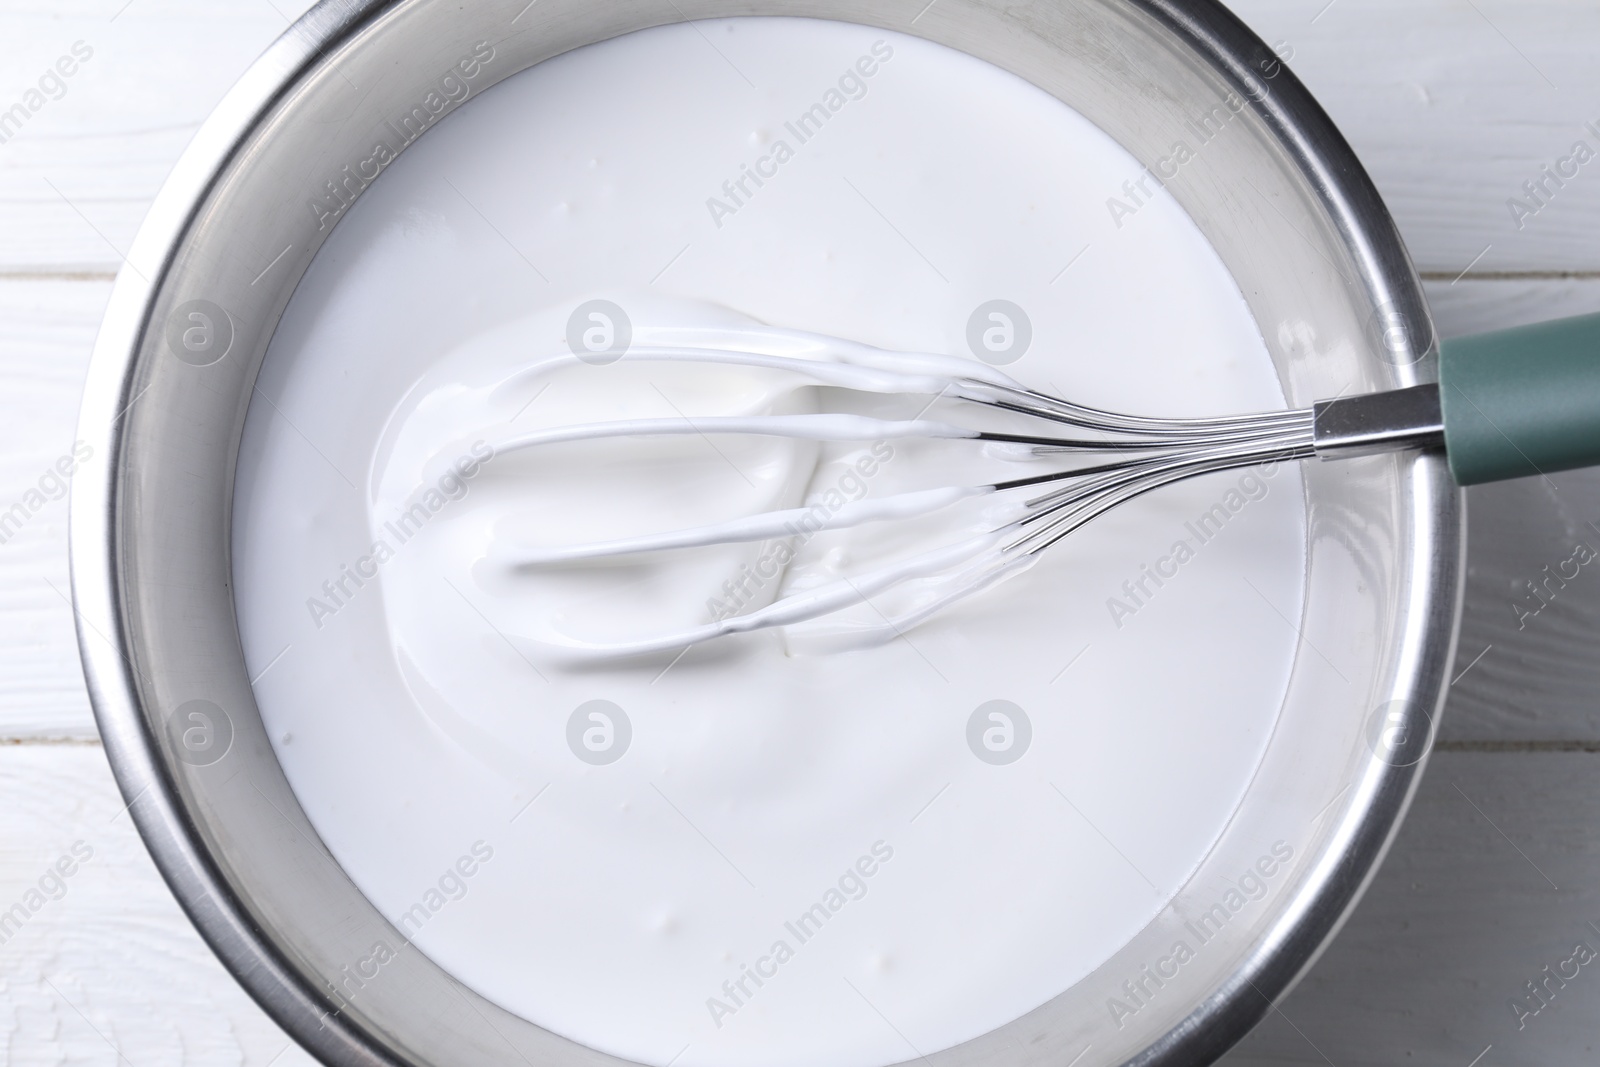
[{"x1": 472, "y1": 322, "x2": 1471, "y2": 657}]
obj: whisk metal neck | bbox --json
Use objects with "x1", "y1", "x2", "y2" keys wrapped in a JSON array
[{"x1": 1311, "y1": 383, "x2": 1444, "y2": 459}]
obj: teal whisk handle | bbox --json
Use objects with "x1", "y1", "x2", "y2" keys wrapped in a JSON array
[
  {"x1": 1440, "y1": 312, "x2": 1600, "y2": 486},
  {"x1": 1311, "y1": 312, "x2": 1600, "y2": 486}
]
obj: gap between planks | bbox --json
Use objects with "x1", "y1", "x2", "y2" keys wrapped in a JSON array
[
  {"x1": 1418, "y1": 270, "x2": 1600, "y2": 281},
  {"x1": 1, "y1": 736, "x2": 102, "y2": 746},
  {"x1": 1433, "y1": 739, "x2": 1600, "y2": 753},
  {"x1": 2, "y1": 270, "x2": 1597, "y2": 284},
  {"x1": 4, "y1": 737, "x2": 1600, "y2": 752},
  {"x1": 0, "y1": 269, "x2": 118, "y2": 282}
]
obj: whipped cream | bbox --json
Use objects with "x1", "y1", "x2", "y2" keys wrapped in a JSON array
[{"x1": 233, "y1": 18, "x2": 1306, "y2": 1067}]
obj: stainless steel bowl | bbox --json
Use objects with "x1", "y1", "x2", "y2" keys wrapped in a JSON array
[{"x1": 70, "y1": 1, "x2": 1462, "y2": 1063}]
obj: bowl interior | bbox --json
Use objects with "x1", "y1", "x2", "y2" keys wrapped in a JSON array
[{"x1": 73, "y1": 1, "x2": 1459, "y2": 1065}]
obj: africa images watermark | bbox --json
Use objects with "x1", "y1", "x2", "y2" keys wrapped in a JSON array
[
  {"x1": 1510, "y1": 537, "x2": 1596, "y2": 630},
  {"x1": 567, "y1": 700, "x2": 632, "y2": 765},
  {"x1": 1508, "y1": 920, "x2": 1600, "y2": 1031},
  {"x1": 1104, "y1": 457, "x2": 1285, "y2": 629},
  {"x1": 309, "y1": 41, "x2": 497, "y2": 231},
  {"x1": 968, "y1": 700, "x2": 1032, "y2": 765},
  {"x1": 0, "y1": 441, "x2": 93, "y2": 546},
  {"x1": 326, "y1": 841, "x2": 496, "y2": 1015},
  {"x1": 0, "y1": 841, "x2": 95, "y2": 949},
  {"x1": 705, "y1": 840, "x2": 896, "y2": 1030},
  {"x1": 0, "y1": 41, "x2": 94, "y2": 146},
  {"x1": 706, "y1": 442, "x2": 895, "y2": 622},
  {"x1": 305, "y1": 441, "x2": 495, "y2": 629},
  {"x1": 706, "y1": 40, "x2": 896, "y2": 229},
  {"x1": 1103, "y1": 49, "x2": 1285, "y2": 231},
  {"x1": 1106, "y1": 840, "x2": 1296, "y2": 1029},
  {"x1": 1505, "y1": 119, "x2": 1600, "y2": 231}
]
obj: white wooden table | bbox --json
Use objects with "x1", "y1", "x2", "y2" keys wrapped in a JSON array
[{"x1": 2, "y1": 2, "x2": 1597, "y2": 1063}]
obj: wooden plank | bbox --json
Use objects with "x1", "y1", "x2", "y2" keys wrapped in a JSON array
[
  {"x1": 1423, "y1": 279, "x2": 1600, "y2": 744},
  {"x1": 1229, "y1": 0, "x2": 1600, "y2": 274},
  {"x1": 0, "y1": 281, "x2": 106, "y2": 740},
  {"x1": 0, "y1": 743, "x2": 315, "y2": 1066},
  {"x1": 2, "y1": 5, "x2": 1599, "y2": 1063},
  {"x1": 1427, "y1": 277, "x2": 1600, "y2": 339},
  {"x1": 1221, "y1": 750, "x2": 1600, "y2": 1066},
  {"x1": 0, "y1": 0, "x2": 316, "y2": 274},
  {"x1": 1427, "y1": 278, "x2": 1600, "y2": 743},
  {"x1": 1, "y1": 1, "x2": 1599, "y2": 272}
]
